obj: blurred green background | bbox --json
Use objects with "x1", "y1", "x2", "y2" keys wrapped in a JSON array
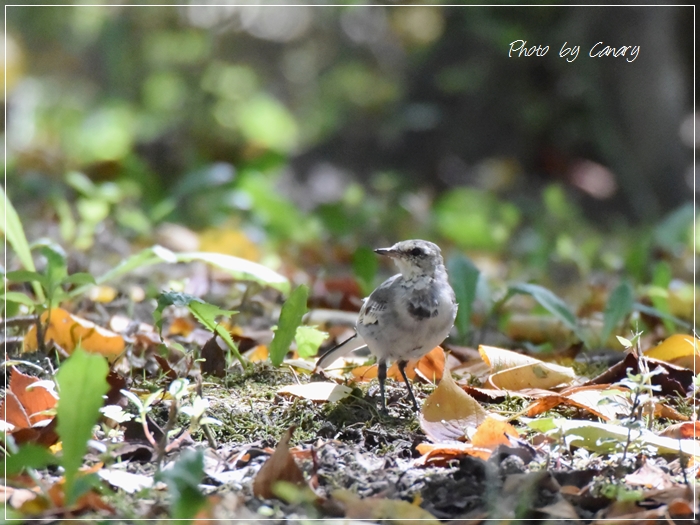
[{"x1": 2, "y1": 3, "x2": 695, "y2": 286}]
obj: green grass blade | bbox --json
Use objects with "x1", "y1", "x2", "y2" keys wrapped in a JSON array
[{"x1": 269, "y1": 285, "x2": 309, "y2": 366}]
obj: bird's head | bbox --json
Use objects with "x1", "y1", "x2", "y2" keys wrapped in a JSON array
[{"x1": 375, "y1": 239, "x2": 445, "y2": 279}]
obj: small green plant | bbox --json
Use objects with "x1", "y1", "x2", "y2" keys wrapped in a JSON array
[
  {"x1": 603, "y1": 333, "x2": 663, "y2": 462},
  {"x1": 153, "y1": 291, "x2": 245, "y2": 368},
  {"x1": 269, "y1": 284, "x2": 309, "y2": 366}
]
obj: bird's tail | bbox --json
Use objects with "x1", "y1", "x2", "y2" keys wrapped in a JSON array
[{"x1": 314, "y1": 332, "x2": 365, "y2": 372}]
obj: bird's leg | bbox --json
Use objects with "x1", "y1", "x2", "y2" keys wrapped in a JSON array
[
  {"x1": 397, "y1": 360, "x2": 419, "y2": 411},
  {"x1": 378, "y1": 360, "x2": 388, "y2": 414}
]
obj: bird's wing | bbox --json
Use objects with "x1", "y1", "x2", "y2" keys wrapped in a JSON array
[{"x1": 358, "y1": 275, "x2": 399, "y2": 327}]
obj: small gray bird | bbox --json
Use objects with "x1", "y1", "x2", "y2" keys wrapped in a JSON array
[{"x1": 316, "y1": 239, "x2": 457, "y2": 412}]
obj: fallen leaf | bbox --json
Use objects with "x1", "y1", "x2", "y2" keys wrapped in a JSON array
[
  {"x1": 98, "y1": 468, "x2": 154, "y2": 494},
  {"x1": 277, "y1": 382, "x2": 352, "y2": 403},
  {"x1": 659, "y1": 421, "x2": 700, "y2": 439},
  {"x1": 0, "y1": 367, "x2": 57, "y2": 430},
  {"x1": 527, "y1": 417, "x2": 700, "y2": 457},
  {"x1": 350, "y1": 347, "x2": 446, "y2": 384},
  {"x1": 252, "y1": 426, "x2": 307, "y2": 500},
  {"x1": 244, "y1": 344, "x2": 269, "y2": 362},
  {"x1": 624, "y1": 461, "x2": 676, "y2": 490},
  {"x1": 87, "y1": 285, "x2": 118, "y2": 303},
  {"x1": 645, "y1": 334, "x2": 700, "y2": 370},
  {"x1": 331, "y1": 489, "x2": 440, "y2": 524},
  {"x1": 471, "y1": 416, "x2": 519, "y2": 450},
  {"x1": 479, "y1": 345, "x2": 577, "y2": 390},
  {"x1": 201, "y1": 335, "x2": 226, "y2": 377},
  {"x1": 420, "y1": 368, "x2": 489, "y2": 441},
  {"x1": 525, "y1": 384, "x2": 629, "y2": 420},
  {"x1": 23, "y1": 308, "x2": 125, "y2": 360},
  {"x1": 168, "y1": 316, "x2": 197, "y2": 337},
  {"x1": 414, "y1": 442, "x2": 493, "y2": 464}
]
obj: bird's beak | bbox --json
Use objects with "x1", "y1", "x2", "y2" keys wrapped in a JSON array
[{"x1": 374, "y1": 247, "x2": 396, "y2": 257}]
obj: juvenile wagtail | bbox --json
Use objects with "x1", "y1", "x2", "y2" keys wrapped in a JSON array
[{"x1": 316, "y1": 239, "x2": 457, "y2": 412}]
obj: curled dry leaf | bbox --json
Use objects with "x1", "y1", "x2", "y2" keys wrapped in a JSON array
[
  {"x1": 659, "y1": 421, "x2": 700, "y2": 439},
  {"x1": 479, "y1": 345, "x2": 577, "y2": 390},
  {"x1": 420, "y1": 369, "x2": 489, "y2": 442},
  {"x1": 23, "y1": 308, "x2": 125, "y2": 361},
  {"x1": 277, "y1": 382, "x2": 352, "y2": 403},
  {"x1": 525, "y1": 384, "x2": 629, "y2": 420},
  {"x1": 0, "y1": 367, "x2": 57, "y2": 431},
  {"x1": 252, "y1": 426, "x2": 307, "y2": 500}
]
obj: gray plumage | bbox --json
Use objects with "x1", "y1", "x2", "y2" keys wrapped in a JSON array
[{"x1": 316, "y1": 239, "x2": 457, "y2": 412}]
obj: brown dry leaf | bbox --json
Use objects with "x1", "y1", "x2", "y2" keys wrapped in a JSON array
[
  {"x1": 420, "y1": 369, "x2": 489, "y2": 441},
  {"x1": 525, "y1": 384, "x2": 628, "y2": 420},
  {"x1": 201, "y1": 336, "x2": 226, "y2": 377},
  {"x1": 471, "y1": 416, "x2": 519, "y2": 450},
  {"x1": 479, "y1": 345, "x2": 577, "y2": 390},
  {"x1": 659, "y1": 421, "x2": 700, "y2": 439},
  {"x1": 654, "y1": 403, "x2": 689, "y2": 422},
  {"x1": 23, "y1": 308, "x2": 125, "y2": 361},
  {"x1": 645, "y1": 334, "x2": 700, "y2": 370},
  {"x1": 331, "y1": 489, "x2": 440, "y2": 524},
  {"x1": 252, "y1": 426, "x2": 307, "y2": 500},
  {"x1": 277, "y1": 382, "x2": 352, "y2": 403},
  {"x1": 0, "y1": 367, "x2": 57, "y2": 430},
  {"x1": 350, "y1": 363, "x2": 378, "y2": 382},
  {"x1": 624, "y1": 462, "x2": 676, "y2": 490}
]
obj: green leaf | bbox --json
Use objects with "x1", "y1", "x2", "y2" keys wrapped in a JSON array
[
  {"x1": 0, "y1": 186, "x2": 45, "y2": 302},
  {"x1": 1, "y1": 291, "x2": 37, "y2": 307},
  {"x1": 55, "y1": 348, "x2": 109, "y2": 505},
  {"x1": 176, "y1": 252, "x2": 290, "y2": 294},
  {"x1": 633, "y1": 302, "x2": 691, "y2": 330},
  {"x1": 601, "y1": 281, "x2": 634, "y2": 346},
  {"x1": 295, "y1": 325, "x2": 329, "y2": 358},
  {"x1": 153, "y1": 291, "x2": 204, "y2": 334},
  {"x1": 67, "y1": 245, "x2": 178, "y2": 299},
  {"x1": 447, "y1": 253, "x2": 480, "y2": 344},
  {"x1": 650, "y1": 262, "x2": 675, "y2": 333},
  {"x1": 352, "y1": 246, "x2": 378, "y2": 297},
  {"x1": 155, "y1": 449, "x2": 206, "y2": 521},
  {"x1": 61, "y1": 272, "x2": 97, "y2": 287},
  {"x1": 2, "y1": 444, "x2": 57, "y2": 475},
  {"x1": 189, "y1": 301, "x2": 245, "y2": 368},
  {"x1": 269, "y1": 285, "x2": 309, "y2": 367},
  {"x1": 509, "y1": 282, "x2": 589, "y2": 347},
  {"x1": 5, "y1": 270, "x2": 48, "y2": 290}
]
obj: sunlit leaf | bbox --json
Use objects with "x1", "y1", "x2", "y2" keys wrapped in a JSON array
[
  {"x1": 269, "y1": 285, "x2": 309, "y2": 367},
  {"x1": 479, "y1": 345, "x2": 576, "y2": 390},
  {"x1": 601, "y1": 281, "x2": 634, "y2": 346},
  {"x1": 295, "y1": 325, "x2": 329, "y2": 358},
  {"x1": 56, "y1": 349, "x2": 109, "y2": 505},
  {"x1": 277, "y1": 382, "x2": 352, "y2": 403},
  {"x1": 645, "y1": 334, "x2": 700, "y2": 370},
  {"x1": 447, "y1": 252, "x2": 480, "y2": 344}
]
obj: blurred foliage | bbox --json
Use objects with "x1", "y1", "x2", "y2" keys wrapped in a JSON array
[{"x1": 2, "y1": 4, "x2": 695, "y2": 296}]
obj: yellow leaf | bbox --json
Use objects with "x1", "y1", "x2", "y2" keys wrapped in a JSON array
[
  {"x1": 420, "y1": 368, "x2": 488, "y2": 441},
  {"x1": 479, "y1": 345, "x2": 576, "y2": 390},
  {"x1": 645, "y1": 334, "x2": 700, "y2": 370},
  {"x1": 198, "y1": 226, "x2": 260, "y2": 261},
  {"x1": 23, "y1": 308, "x2": 125, "y2": 361}
]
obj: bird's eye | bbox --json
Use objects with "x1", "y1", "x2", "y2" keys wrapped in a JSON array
[{"x1": 410, "y1": 247, "x2": 424, "y2": 257}]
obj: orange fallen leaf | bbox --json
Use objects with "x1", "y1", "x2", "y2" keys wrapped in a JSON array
[
  {"x1": 0, "y1": 367, "x2": 57, "y2": 430},
  {"x1": 350, "y1": 346, "x2": 445, "y2": 384},
  {"x1": 168, "y1": 316, "x2": 197, "y2": 336},
  {"x1": 471, "y1": 417, "x2": 519, "y2": 450},
  {"x1": 252, "y1": 425, "x2": 307, "y2": 500},
  {"x1": 659, "y1": 421, "x2": 700, "y2": 439},
  {"x1": 23, "y1": 308, "x2": 125, "y2": 361},
  {"x1": 245, "y1": 344, "x2": 269, "y2": 362},
  {"x1": 414, "y1": 442, "x2": 493, "y2": 464}
]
